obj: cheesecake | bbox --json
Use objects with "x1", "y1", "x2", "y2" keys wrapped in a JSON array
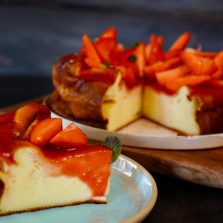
[
  {"x1": 0, "y1": 104, "x2": 120, "y2": 216},
  {"x1": 49, "y1": 28, "x2": 223, "y2": 135}
]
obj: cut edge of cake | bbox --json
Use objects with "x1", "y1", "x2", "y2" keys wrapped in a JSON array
[
  {"x1": 143, "y1": 85, "x2": 201, "y2": 135},
  {"x1": 101, "y1": 73, "x2": 142, "y2": 131}
]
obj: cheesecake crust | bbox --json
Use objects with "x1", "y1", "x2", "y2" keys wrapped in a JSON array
[
  {"x1": 48, "y1": 91, "x2": 107, "y2": 128},
  {"x1": 196, "y1": 104, "x2": 223, "y2": 135},
  {"x1": 0, "y1": 179, "x2": 4, "y2": 200},
  {"x1": 51, "y1": 54, "x2": 119, "y2": 121}
]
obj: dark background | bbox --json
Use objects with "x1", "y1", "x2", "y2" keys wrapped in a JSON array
[
  {"x1": 0, "y1": 1, "x2": 223, "y2": 222},
  {"x1": 1, "y1": 0, "x2": 223, "y2": 107}
]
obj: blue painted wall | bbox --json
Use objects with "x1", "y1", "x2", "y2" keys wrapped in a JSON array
[{"x1": 0, "y1": 1, "x2": 223, "y2": 76}]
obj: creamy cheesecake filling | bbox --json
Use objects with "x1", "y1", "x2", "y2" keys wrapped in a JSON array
[
  {"x1": 143, "y1": 85, "x2": 201, "y2": 135},
  {"x1": 102, "y1": 74, "x2": 142, "y2": 131},
  {"x1": 0, "y1": 147, "x2": 107, "y2": 214}
]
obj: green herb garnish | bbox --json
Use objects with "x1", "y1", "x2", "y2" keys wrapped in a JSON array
[
  {"x1": 103, "y1": 61, "x2": 110, "y2": 68},
  {"x1": 128, "y1": 55, "x2": 137, "y2": 63},
  {"x1": 130, "y1": 42, "x2": 140, "y2": 48},
  {"x1": 103, "y1": 136, "x2": 122, "y2": 163}
]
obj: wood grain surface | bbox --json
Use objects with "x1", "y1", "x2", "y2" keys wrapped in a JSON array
[
  {"x1": 1, "y1": 98, "x2": 223, "y2": 189},
  {"x1": 122, "y1": 146, "x2": 223, "y2": 188}
]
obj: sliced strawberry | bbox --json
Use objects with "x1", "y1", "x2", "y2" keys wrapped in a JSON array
[
  {"x1": 13, "y1": 103, "x2": 50, "y2": 138},
  {"x1": 165, "y1": 49, "x2": 181, "y2": 60},
  {"x1": 115, "y1": 43, "x2": 125, "y2": 52},
  {"x1": 82, "y1": 34, "x2": 102, "y2": 68},
  {"x1": 145, "y1": 43, "x2": 151, "y2": 61},
  {"x1": 156, "y1": 65, "x2": 190, "y2": 85},
  {"x1": 194, "y1": 51, "x2": 217, "y2": 58},
  {"x1": 214, "y1": 51, "x2": 223, "y2": 67},
  {"x1": 212, "y1": 67, "x2": 223, "y2": 79},
  {"x1": 50, "y1": 123, "x2": 87, "y2": 148},
  {"x1": 134, "y1": 42, "x2": 146, "y2": 76},
  {"x1": 169, "y1": 32, "x2": 191, "y2": 51},
  {"x1": 109, "y1": 48, "x2": 135, "y2": 65},
  {"x1": 148, "y1": 34, "x2": 165, "y2": 64},
  {"x1": 165, "y1": 74, "x2": 210, "y2": 92},
  {"x1": 94, "y1": 38, "x2": 117, "y2": 61},
  {"x1": 100, "y1": 27, "x2": 117, "y2": 39},
  {"x1": 30, "y1": 118, "x2": 62, "y2": 146},
  {"x1": 212, "y1": 52, "x2": 223, "y2": 79},
  {"x1": 144, "y1": 57, "x2": 181, "y2": 78},
  {"x1": 181, "y1": 51, "x2": 218, "y2": 75}
]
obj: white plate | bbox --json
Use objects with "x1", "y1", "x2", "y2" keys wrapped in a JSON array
[
  {"x1": 0, "y1": 155, "x2": 157, "y2": 223},
  {"x1": 52, "y1": 112, "x2": 223, "y2": 150}
]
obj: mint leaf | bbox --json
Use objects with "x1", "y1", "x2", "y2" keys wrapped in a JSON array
[
  {"x1": 103, "y1": 136, "x2": 122, "y2": 163},
  {"x1": 130, "y1": 42, "x2": 139, "y2": 48},
  {"x1": 128, "y1": 55, "x2": 137, "y2": 63},
  {"x1": 103, "y1": 61, "x2": 110, "y2": 68}
]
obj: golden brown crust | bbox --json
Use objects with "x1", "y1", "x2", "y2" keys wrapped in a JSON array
[
  {"x1": 196, "y1": 107, "x2": 223, "y2": 134},
  {"x1": 0, "y1": 199, "x2": 107, "y2": 216},
  {"x1": 191, "y1": 93, "x2": 223, "y2": 134},
  {"x1": 51, "y1": 55, "x2": 119, "y2": 121},
  {"x1": 47, "y1": 92, "x2": 107, "y2": 129},
  {"x1": 0, "y1": 179, "x2": 4, "y2": 200},
  {"x1": 49, "y1": 82, "x2": 109, "y2": 121}
]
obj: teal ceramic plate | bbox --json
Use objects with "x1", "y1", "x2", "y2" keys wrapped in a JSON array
[{"x1": 0, "y1": 155, "x2": 157, "y2": 223}]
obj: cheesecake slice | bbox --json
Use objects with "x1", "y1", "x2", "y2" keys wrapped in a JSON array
[
  {"x1": 0, "y1": 104, "x2": 118, "y2": 216},
  {"x1": 49, "y1": 27, "x2": 142, "y2": 131}
]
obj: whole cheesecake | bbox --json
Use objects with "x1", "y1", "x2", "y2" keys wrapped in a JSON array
[
  {"x1": 0, "y1": 104, "x2": 120, "y2": 216},
  {"x1": 49, "y1": 28, "x2": 223, "y2": 135}
]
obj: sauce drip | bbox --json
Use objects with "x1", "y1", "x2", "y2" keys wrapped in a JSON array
[
  {"x1": 190, "y1": 83, "x2": 223, "y2": 107},
  {"x1": 42, "y1": 145, "x2": 111, "y2": 196},
  {"x1": 0, "y1": 112, "x2": 17, "y2": 163}
]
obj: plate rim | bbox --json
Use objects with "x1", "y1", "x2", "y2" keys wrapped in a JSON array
[{"x1": 115, "y1": 155, "x2": 158, "y2": 223}]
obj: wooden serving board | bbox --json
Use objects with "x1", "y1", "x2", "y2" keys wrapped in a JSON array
[
  {"x1": 1, "y1": 98, "x2": 223, "y2": 189},
  {"x1": 122, "y1": 146, "x2": 223, "y2": 189}
]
